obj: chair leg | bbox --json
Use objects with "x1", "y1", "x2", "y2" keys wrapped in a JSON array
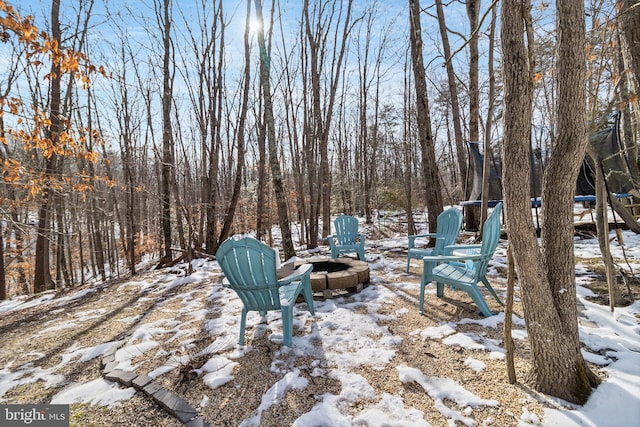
[
  {"x1": 436, "y1": 282, "x2": 445, "y2": 298},
  {"x1": 466, "y1": 287, "x2": 494, "y2": 317},
  {"x1": 281, "y1": 306, "x2": 294, "y2": 347},
  {"x1": 301, "y1": 280, "x2": 315, "y2": 315},
  {"x1": 420, "y1": 271, "x2": 430, "y2": 288},
  {"x1": 421, "y1": 260, "x2": 435, "y2": 287},
  {"x1": 406, "y1": 257, "x2": 411, "y2": 273},
  {"x1": 358, "y1": 247, "x2": 365, "y2": 261},
  {"x1": 238, "y1": 308, "x2": 248, "y2": 346},
  {"x1": 482, "y1": 278, "x2": 503, "y2": 305},
  {"x1": 419, "y1": 280, "x2": 430, "y2": 314}
]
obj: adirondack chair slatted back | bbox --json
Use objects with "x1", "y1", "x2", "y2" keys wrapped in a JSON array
[
  {"x1": 216, "y1": 238, "x2": 280, "y2": 311},
  {"x1": 334, "y1": 215, "x2": 359, "y2": 245},
  {"x1": 407, "y1": 207, "x2": 463, "y2": 272},
  {"x1": 329, "y1": 215, "x2": 366, "y2": 260},
  {"x1": 471, "y1": 203, "x2": 503, "y2": 280},
  {"x1": 434, "y1": 208, "x2": 464, "y2": 251}
]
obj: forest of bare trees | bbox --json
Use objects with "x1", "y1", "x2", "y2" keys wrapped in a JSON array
[
  {"x1": 0, "y1": 0, "x2": 638, "y2": 302},
  {"x1": 1, "y1": 0, "x2": 639, "y2": 407}
]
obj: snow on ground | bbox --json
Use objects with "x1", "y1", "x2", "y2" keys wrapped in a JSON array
[{"x1": 0, "y1": 225, "x2": 639, "y2": 426}]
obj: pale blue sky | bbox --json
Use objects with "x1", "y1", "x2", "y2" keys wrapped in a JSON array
[{"x1": 2, "y1": 0, "x2": 518, "y2": 154}]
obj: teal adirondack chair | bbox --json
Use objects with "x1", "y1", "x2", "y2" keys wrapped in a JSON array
[
  {"x1": 420, "y1": 203, "x2": 504, "y2": 317},
  {"x1": 406, "y1": 207, "x2": 463, "y2": 272},
  {"x1": 327, "y1": 215, "x2": 366, "y2": 260},
  {"x1": 215, "y1": 236, "x2": 315, "y2": 347}
]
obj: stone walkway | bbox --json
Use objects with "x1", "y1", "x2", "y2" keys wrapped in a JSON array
[{"x1": 101, "y1": 339, "x2": 210, "y2": 426}]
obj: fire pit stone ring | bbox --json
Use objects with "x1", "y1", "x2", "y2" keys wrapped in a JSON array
[{"x1": 278, "y1": 257, "x2": 370, "y2": 297}]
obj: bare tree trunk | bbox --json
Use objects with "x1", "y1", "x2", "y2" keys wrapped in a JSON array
[
  {"x1": 159, "y1": 0, "x2": 174, "y2": 261},
  {"x1": 200, "y1": 11, "x2": 221, "y2": 251},
  {"x1": 0, "y1": 223, "x2": 5, "y2": 300},
  {"x1": 304, "y1": 0, "x2": 324, "y2": 247},
  {"x1": 408, "y1": 0, "x2": 443, "y2": 230},
  {"x1": 256, "y1": 4, "x2": 268, "y2": 242},
  {"x1": 171, "y1": 152, "x2": 186, "y2": 251},
  {"x1": 357, "y1": 7, "x2": 389, "y2": 224},
  {"x1": 435, "y1": 0, "x2": 467, "y2": 199},
  {"x1": 463, "y1": 0, "x2": 482, "y2": 230},
  {"x1": 218, "y1": 0, "x2": 251, "y2": 244},
  {"x1": 0, "y1": 46, "x2": 26, "y2": 296},
  {"x1": 467, "y1": 0, "x2": 480, "y2": 143},
  {"x1": 501, "y1": 0, "x2": 600, "y2": 404},
  {"x1": 54, "y1": 197, "x2": 70, "y2": 288},
  {"x1": 504, "y1": 245, "x2": 516, "y2": 383},
  {"x1": 403, "y1": 49, "x2": 416, "y2": 236},
  {"x1": 618, "y1": 0, "x2": 639, "y2": 179},
  {"x1": 34, "y1": 0, "x2": 62, "y2": 293},
  {"x1": 255, "y1": 0, "x2": 295, "y2": 259},
  {"x1": 590, "y1": 146, "x2": 625, "y2": 306},
  {"x1": 256, "y1": 100, "x2": 268, "y2": 241},
  {"x1": 279, "y1": 10, "x2": 307, "y2": 244},
  {"x1": 304, "y1": 0, "x2": 355, "y2": 239},
  {"x1": 481, "y1": 3, "x2": 498, "y2": 229},
  {"x1": 119, "y1": 78, "x2": 137, "y2": 273}
]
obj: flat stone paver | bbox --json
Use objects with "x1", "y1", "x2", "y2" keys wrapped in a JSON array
[
  {"x1": 104, "y1": 369, "x2": 137, "y2": 386},
  {"x1": 132, "y1": 374, "x2": 154, "y2": 389}
]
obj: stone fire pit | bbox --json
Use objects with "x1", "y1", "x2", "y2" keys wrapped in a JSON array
[{"x1": 279, "y1": 257, "x2": 370, "y2": 297}]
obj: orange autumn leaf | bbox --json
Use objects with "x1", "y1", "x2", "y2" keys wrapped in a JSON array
[
  {"x1": 2, "y1": 159, "x2": 23, "y2": 182},
  {"x1": 61, "y1": 52, "x2": 79, "y2": 72}
]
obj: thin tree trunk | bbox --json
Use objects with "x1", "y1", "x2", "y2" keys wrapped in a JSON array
[
  {"x1": 256, "y1": 100, "x2": 268, "y2": 241},
  {"x1": 205, "y1": 4, "x2": 224, "y2": 254},
  {"x1": 591, "y1": 148, "x2": 625, "y2": 306},
  {"x1": 34, "y1": 0, "x2": 62, "y2": 293},
  {"x1": 403, "y1": 49, "x2": 415, "y2": 236},
  {"x1": 160, "y1": 0, "x2": 174, "y2": 261},
  {"x1": 408, "y1": 0, "x2": 443, "y2": 230},
  {"x1": 467, "y1": 0, "x2": 480, "y2": 143},
  {"x1": 481, "y1": 4, "x2": 498, "y2": 229},
  {"x1": 0, "y1": 223, "x2": 5, "y2": 300},
  {"x1": 255, "y1": 0, "x2": 295, "y2": 259},
  {"x1": 218, "y1": 0, "x2": 251, "y2": 244},
  {"x1": 303, "y1": 0, "x2": 355, "y2": 239},
  {"x1": 618, "y1": 0, "x2": 639, "y2": 180},
  {"x1": 435, "y1": 0, "x2": 467, "y2": 199},
  {"x1": 504, "y1": 244, "x2": 516, "y2": 383},
  {"x1": 279, "y1": 9, "x2": 307, "y2": 244},
  {"x1": 303, "y1": 0, "x2": 321, "y2": 249}
]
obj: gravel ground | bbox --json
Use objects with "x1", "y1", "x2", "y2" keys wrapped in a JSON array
[{"x1": 0, "y1": 243, "x2": 608, "y2": 427}]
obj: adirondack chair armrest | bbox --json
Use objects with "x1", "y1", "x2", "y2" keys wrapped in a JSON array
[
  {"x1": 444, "y1": 244, "x2": 482, "y2": 255},
  {"x1": 278, "y1": 263, "x2": 313, "y2": 285},
  {"x1": 408, "y1": 233, "x2": 437, "y2": 248},
  {"x1": 422, "y1": 253, "x2": 484, "y2": 263},
  {"x1": 222, "y1": 277, "x2": 286, "y2": 291}
]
